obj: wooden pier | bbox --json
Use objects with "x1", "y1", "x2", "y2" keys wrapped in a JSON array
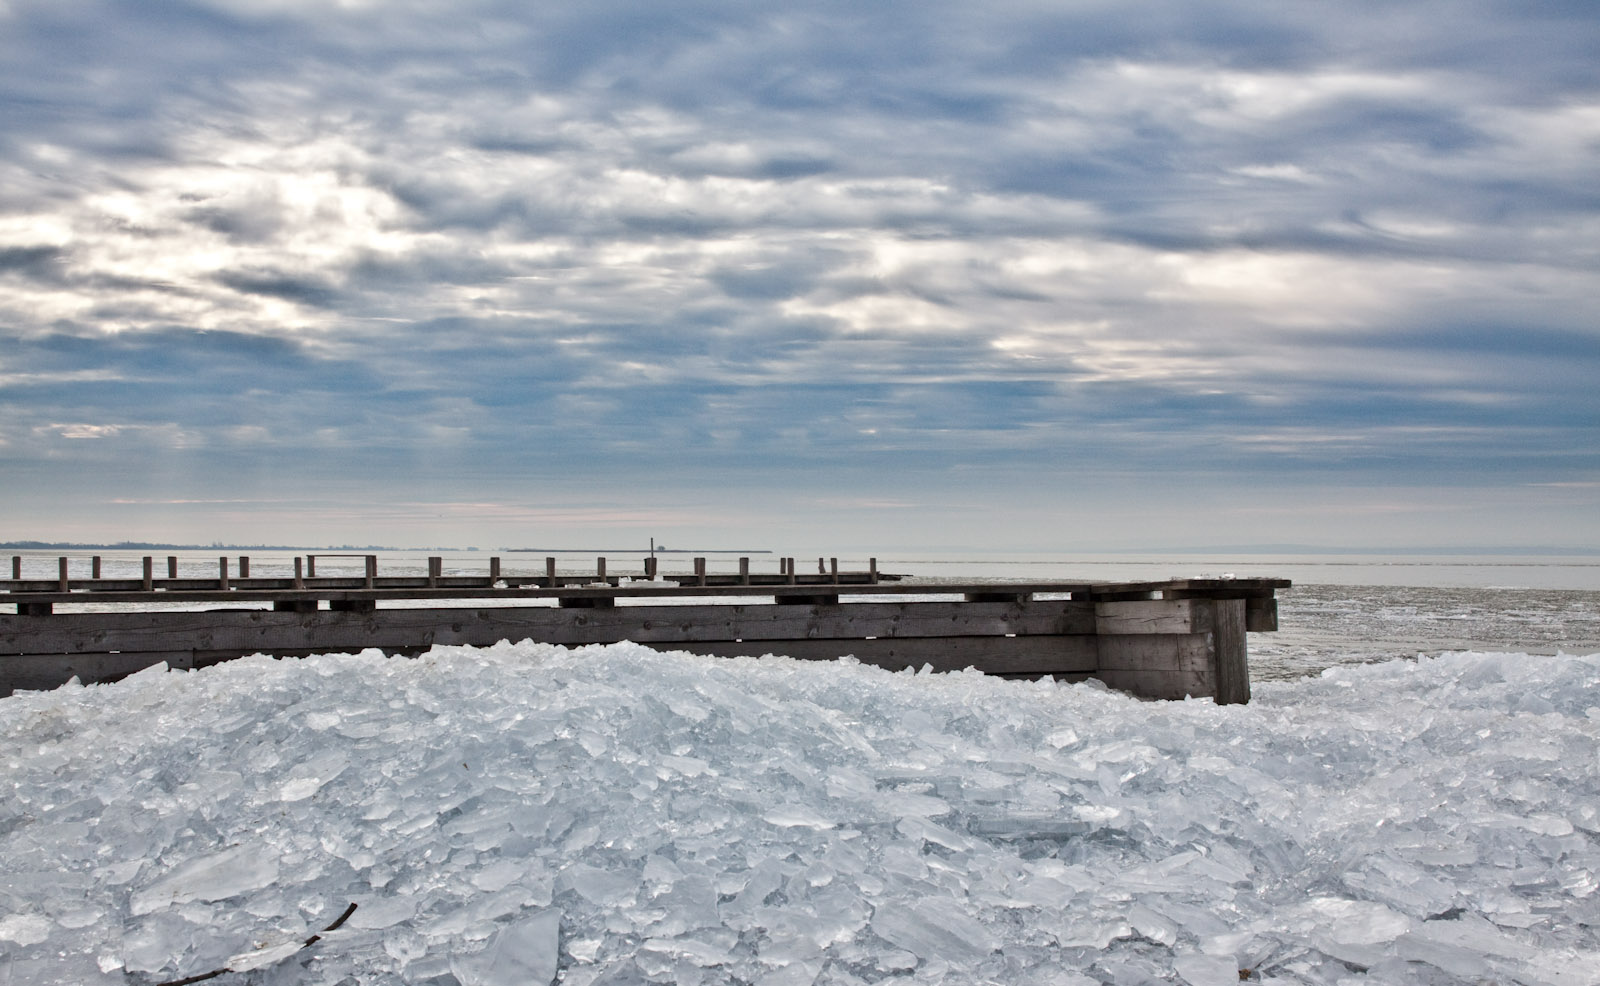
[{"x1": 1, "y1": 554, "x2": 1287, "y2": 703}]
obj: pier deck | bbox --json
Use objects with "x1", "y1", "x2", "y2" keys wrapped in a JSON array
[{"x1": 2, "y1": 554, "x2": 1287, "y2": 703}]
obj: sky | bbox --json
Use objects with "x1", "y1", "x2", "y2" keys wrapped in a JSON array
[{"x1": 1, "y1": 0, "x2": 1597, "y2": 554}]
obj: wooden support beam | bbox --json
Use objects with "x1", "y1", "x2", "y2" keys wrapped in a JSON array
[
  {"x1": 1213, "y1": 598, "x2": 1250, "y2": 705},
  {"x1": 1246, "y1": 596, "x2": 1278, "y2": 632}
]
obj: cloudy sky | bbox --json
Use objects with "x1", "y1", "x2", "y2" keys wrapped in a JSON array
[{"x1": 2, "y1": 0, "x2": 1596, "y2": 553}]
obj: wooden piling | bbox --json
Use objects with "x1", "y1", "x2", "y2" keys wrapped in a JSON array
[
  {"x1": 142, "y1": 556, "x2": 153, "y2": 591},
  {"x1": 58, "y1": 557, "x2": 68, "y2": 592},
  {"x1": 218, "y1": 556, "x2": 229, "y2": 591},
  {"x1": 92, "y1": 556, "x2": 102, "y2": 579}
]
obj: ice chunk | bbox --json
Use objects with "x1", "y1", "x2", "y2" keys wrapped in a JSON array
[
  {"x1": 560, "y1": 863, "x2": 639, "y2": 907},
  {"x1": 871, "y1": 898, "x2": 996, "y2": 962},
  {"x1": 451, "y1": 910, "x2": 560, "y2": 986},
  {"x1": 0, "y1": 913, "x2": 52, "y2": 945},
  {"x1": 227, "y1": 940, "x2": 305, "y2": 972},
  {"x1": 130, "y1": 845, "x2": 280, "y2": 915},
  {"x1": 763, "y1": 805, "x2": 836, "y2": 830},
  {"x1": 1173, "y1": 954, "x2": 1240, "y2": 986}
]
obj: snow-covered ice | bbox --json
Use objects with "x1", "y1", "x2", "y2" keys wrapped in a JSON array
[{"x1": 2, "y1": 640, "x2": 1598, "y2": 984}]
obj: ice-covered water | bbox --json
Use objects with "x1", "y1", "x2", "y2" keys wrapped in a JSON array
[{"x1": 3, "y1": 639, "x2": 1599, "y2": 985}]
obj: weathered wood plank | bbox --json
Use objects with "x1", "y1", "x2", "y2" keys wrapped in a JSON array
[
  {"x1": 0, "y1": 600, "x2": 1099, "y2": 656},
  {"x1": 639, "y1": 635, "x2": 1099, "y2": 676},
  {"x1": 1094, "y1": 599, "x2": 1211, "y2": 635},
  {"x1": 1246, "y1": 596, "x2": 1277, "y2": 632},
  {"x1": 1213, "y1": 598, "x2": 1250, "y2": 705},
  {"x1": 1095, "y1": 667, "x2": 1213, "y2": 701},
  {"x1": 1095, "y1": 633, "x2": 1213, "y2": 674},
  {"x1": 2, "y1": 635, "x2": 1099, "y2": 691}
]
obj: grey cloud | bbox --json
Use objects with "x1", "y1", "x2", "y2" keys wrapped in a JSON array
[
  {"x1": 215, "y1": 269, "x2": 341, "y2": 309},
  {"x1": 0, "y1": 245, "x2": 66, "y2": 281}
]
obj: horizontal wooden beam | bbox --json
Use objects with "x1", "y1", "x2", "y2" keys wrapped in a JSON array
[
  {"x1": 0, "y1": 600, "x2": 1098, "y2": 656},
  {"x1": 1094, "y1": 598, "x2": 1209, "y2": 635}
]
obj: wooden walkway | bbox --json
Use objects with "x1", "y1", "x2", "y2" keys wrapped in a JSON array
[{"x1": 2, "y1": 554, "x2": 1288, "y2": 703}]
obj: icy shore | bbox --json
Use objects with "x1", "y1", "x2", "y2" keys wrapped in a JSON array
[{"x1": 2, "y1": 642, "x2": 1598, "y2": 985}]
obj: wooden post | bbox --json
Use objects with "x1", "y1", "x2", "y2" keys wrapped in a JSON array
[
  {"x1": 366, "y1": 556, "x2": 377, "y2": 589},
  {"x1": 739, "y1": 557, "x2": 750, "y2": 585},
  {"x1": 818, "y1": 557, "x2": 826, "y2": 576},
  {"x1": 1214, "y1": 598, "x2": 1250, "y2": 705},
  {"x1": 218, "y1": 556, "x2": 229, "y2": 591},
  {"x1": 142, "y1": 556, "x2": 153, "y2": 591},
  {"x1": 307, "y1": 555, "x2": 316, "y2": 577},
  {"x1": 869, "y1": 557, "x2": 878, "y2": 583},
  {"x1": 10, "y1": 556, "x2": 19, "y2": 579},
  {"x1": 786, "y1": 558, "x2": 796, "y2": 585},
  {"x1": 489, "y1": 557, "x2": 501, "y2": 582},
  {"x1": 597, "y1": 557, "x2": 607, "y2": 582},
  {"x1": 695, "y1": 557, "x2": 707, "y2": 587},
  {"x1": 293, "y1": 557, "x2": 304, "y2": 589},
  {"x1": 829, "y1": 558, "x2": 838, "y2": 582},
  {"x1": 58, "y1": 557, "x2": 69, "y2": 591},
  {"x1": 239, "y1": 556, "x2": 249, "y2": 578},
  {"x1": 92, "y1": 556, "x2": 102, "y2": 579},
  {"x1": 167, "y1": 556, "x2": 178, "y2": 579},
  {"x1": 428, "y1": 556, "x2": 441, "y2": 587},
  {"x1": 645, "y1": 556, "x2": 658, "y2": 579},
  {"x1": 546, "y1": 557, "x2": 557, "y2": 587}
]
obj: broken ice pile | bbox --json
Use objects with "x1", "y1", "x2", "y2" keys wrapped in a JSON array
[{"x1": 1, "y1": 642, "x2": 1598, "y2": 984}]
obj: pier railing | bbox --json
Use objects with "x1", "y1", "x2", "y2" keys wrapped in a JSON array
[{"x1": 2, "y1": 554, "x2": 1287, "y2": 704}]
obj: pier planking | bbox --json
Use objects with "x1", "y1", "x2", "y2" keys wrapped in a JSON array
[{"x1": 2, "y1": 553, "x2": 1287, "y2": 703}]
